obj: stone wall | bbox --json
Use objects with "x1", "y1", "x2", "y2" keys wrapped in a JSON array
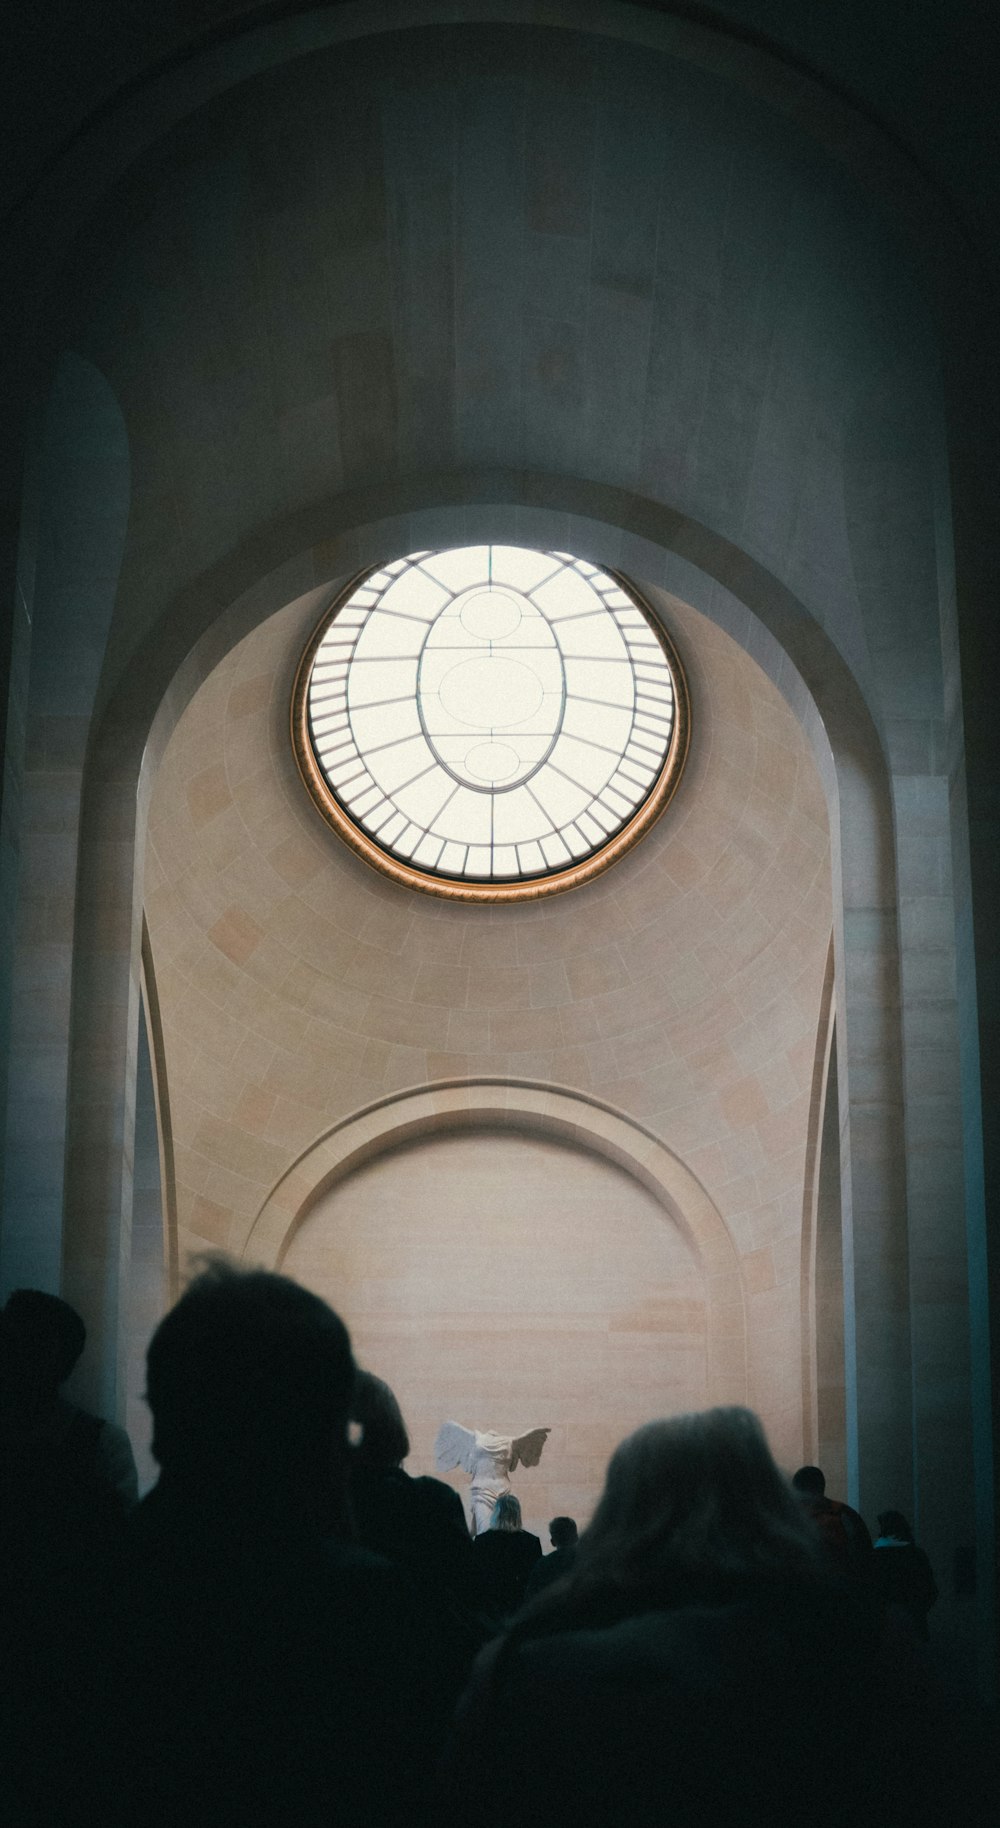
[
  {"x1": 0, "y1": 4, "x2": 989, "y2": 1688},
  {"x1": 142, "y1": 584, "x2": 831, "y2": 1468},
  {"x1": 285, "y1": 1127, "x2": 709, "y2": 1538}
]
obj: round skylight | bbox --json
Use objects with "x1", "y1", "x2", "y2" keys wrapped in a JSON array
[{"x1": 293, "y1": 547, "x2": 689, "y2": 900}]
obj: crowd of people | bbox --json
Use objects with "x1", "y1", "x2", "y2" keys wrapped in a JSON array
[{"x1": 0, "y1": 1267, "x2": 988, "y2": 1825}]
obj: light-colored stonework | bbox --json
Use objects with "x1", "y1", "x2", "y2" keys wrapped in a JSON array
[
  {"x1": 257, "y1": 1080, "x2": 748, "y2": 1527},
  {"x1": 0, "y1": 4, "x2": 990, "y2": 1692},
  {"x1": 144, "y1": 589, "x2": 828, "y2": 1475}
]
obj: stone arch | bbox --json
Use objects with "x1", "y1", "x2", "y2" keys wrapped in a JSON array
[
  {"x1": 66, "y1": 480, "x2": 898, "y2": 1504},
  {"x1": 0, "y1": 0, "x2": 984, "y2": 1693},
  {"x1": 240, "y1": 1078, "x2": 748, "y2": 1407},
  {"x1": 12, "y1": 2, "x2": 973, "y2": 351}
]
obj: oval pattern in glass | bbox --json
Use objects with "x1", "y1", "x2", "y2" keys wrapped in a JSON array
[{"x1": 295, "y1": 546, "x2": 688, "y2": 900}]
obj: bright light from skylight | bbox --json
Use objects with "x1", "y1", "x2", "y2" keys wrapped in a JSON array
[{"x1": 299, "y1": 546, "x2": 685, "y2": 894}]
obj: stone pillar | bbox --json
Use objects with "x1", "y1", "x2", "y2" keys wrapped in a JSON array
[{"x1": 0, "y1": 355, "x2": 129, "y2": 1303}]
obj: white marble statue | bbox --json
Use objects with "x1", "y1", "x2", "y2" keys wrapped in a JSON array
[{"x1": 434, "y1": 1421, "x2": 551, "y2": 1536}]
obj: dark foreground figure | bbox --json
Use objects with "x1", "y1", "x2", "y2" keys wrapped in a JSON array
[
  {"x1": 57, "y1": 1266, "x2": 442, "y2": 1828},
  {"x1": 350, "y1": 1367, "x2": 487, "y2": 1684},
  {"x1": 792, "y1": 1461, "x2": 873, "y2": 1580},
  {"x1": 472, "y1": 1491, "x2": 542, "y2": 1622},
  {"x1": 524, "y1": 1513, "x2": 579, "y2": 1600},
  {"x1": 0, "y1": 1289, "x2": 138, "y2": 1819},
  {"x1": 439, "y1": 1408, "x2": 971, "y2": 1828},
  {"x1": 873, "y1": 1508, "x2": 939, "y2": 1640}
]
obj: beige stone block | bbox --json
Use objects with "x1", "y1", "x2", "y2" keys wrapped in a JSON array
[
  {"x1": 608, "y1": 1296, "x2": 706, "y2": 1334},
  {"x1": 769, "y1": 1230, "x2": 802, "y2": 1287},
  {"x1": 267, "y1": 833, "x2": 325, "y2": 887},
  {"x1": 409, "y1": 960, "x2": 471, "y2": 1008},
  {"x1": 525, "y1": 959, "x2": 571, "y2": 1008},
  {"x1": 426, "y1": 1051, "x2": 470, "y2": 1079},
  {"x1": 719, "y1": 1075, "x2": 770, "y2": 1126},
  {"x1": 661, "y1": 840, "x2": 707, "y2": 890},
  {"x1": 382, "y1": 1044, "x2": 434, "y2": 1089},
  {"x1": 233, "y1": 1084, "x2": 278, "y2": 1130},
  {"x1": 557, "y1": 1000, "x2": 603, "y2": 1045},
  {"x1": 458, "y1": 920, "x2": 519, "y2": 971},
  {"x1": 228, "y1": 1028, "x2": 278, "y2": 1081},
  {"x1": 565, "y1": 946, "x2": 631, "y2": 999},
  {"x1": 442, "y1": 1006, "x2": 485, "y2": 1050},
  {"x1": 189, "y1": 1194, "x2": 234, "y2": 1246},
  {"x1": 344, "y1": 943, "x2": 421, "y2": 999},
  {"x1": 185, "y1": 764, "x2": 232, "y2": 827},
  {"x1": 512, "y1": 897, "x2": 622, "y2": 966},
  {"x1": 227, "y1": 673, "x2": 274, "y2": 720},
  {"x1": 462, "y1": 963, "x2": 532, "y2": 1009},
  {"x1": 246, "y1": 999, "x2": 314, "y2": 1052},
  {"x1": 707, "y1": 1332, "x2": 750, "y2": 1384},
  {"x1": 400, "y1": 916, "x2": 467, "y2": 965},
  {"x1": 489, "y1": 1004, "x2": 563, "y2": 1053},
  {"x1": 190, "y1": 1111, "x2": 289, "y2": 1184},
  {"x1": 283, "y1": 967, "x2": 369, "y2": 1033},
  {"x1": 551, "y1": 1044, "x2": 594, "y2": 1091},
  {"x1": 746, "y1": 1282, "x2": 799, "y2": 1340},
  {"x1": 756, "y1": 1097, "x2": 809, "y2": 1158},
  {"x1": 208, "y1": 906, "x2": 266, "y2": 965},
  {"x1": 262, "y1": 1042, "x2": 357, "y2": 1104},
  {"x1": 741, "y1": 1245, "x2": 776, "y2": 1295},
  {"x1": 357, "y1": 995, "x2": 444, "y2": 1048}
]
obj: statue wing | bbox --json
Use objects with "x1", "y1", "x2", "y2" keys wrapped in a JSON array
[
  {"x1": 509, "y1": 1427, "x2": 550, "y2": 1471},
  {"x1": 434, "y1": 1420, "x2": 479, "y2": 1475}
]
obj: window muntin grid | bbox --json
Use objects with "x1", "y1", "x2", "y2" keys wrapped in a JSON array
[{"x1": 302, "y1": 546, "x2": 680, "y2": 888}]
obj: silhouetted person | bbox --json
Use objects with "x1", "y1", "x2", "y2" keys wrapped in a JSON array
[
  {"x1": 0, "y1": 1288, "x2": 137, "y2": 1519},
  {"x1": 792, "y1": 1463, "x2": 873, "y2": 1581},
  {"x1": 80, "y1": 1264, "x2": 439, "y2": 1828},
  {"x1": 472, "y1": 1490, "x2": 542, "y2": 1622},
  {"x1": 873, "y1": 1510, "x2": 938, "y2": 1641},
  {"x1": 525, "y1": 1514, "x2": 579, "y2": 1599},
  {"x1": 0, "y1": 1288, "x2": 138, "y2": 1812},
  {"x1": 441, "y1": 1409, "x2": 954, "y2": 1828},
  {"x1": 350, "y1": 1367, "x2": 486, "y2": 1681},
  {"x1": 0, "y1": 1294, "x2": 138, "y2": 1820},
  {"x1": 351, "y1": 1369, "x2": 474, "y2": 1587}
]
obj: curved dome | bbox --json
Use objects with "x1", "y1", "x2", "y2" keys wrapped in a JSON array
[{"x1": 294, "y1": 546, "x2": 688, "y2": 900}]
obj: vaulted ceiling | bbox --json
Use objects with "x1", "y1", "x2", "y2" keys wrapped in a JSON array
[{"x1": 4, "y1": 2, "x2": 996, "y2": 282}]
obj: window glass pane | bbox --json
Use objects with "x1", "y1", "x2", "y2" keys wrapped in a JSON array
[{"x1": 303, "y1": 546, "x2": 678, "y2": 886}]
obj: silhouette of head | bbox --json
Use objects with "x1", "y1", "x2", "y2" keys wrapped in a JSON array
[
  {"x1": 549, "y1": 1515, "x2": 578, "y2": 1548},
  {"x1": 146, "y1": 1262, "x2": 354, "y2": 1511},
  {"x1": 877, "y1": 1509, "x2": 913, "y2": 1541},
  {"x1": 491, "y1": 1492, "x2": 523, "y2": 1531},
  {"x1": 352, "y1": 1369, "x2": 410, "y2": 1469},
  {"x1": 0, "y1": 1289, "x2": 86, "y2": 1398},
  {"x1": 792, "y1": 1465, "x2": 826, "y2": 1496},
  {"x1": 577, "y1": 1408, "x2": 817, "y2": 1589}
]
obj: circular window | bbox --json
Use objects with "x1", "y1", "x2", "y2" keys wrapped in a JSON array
[{"x1": 292, "y1": 547, "x2": 689, "y2": 901}]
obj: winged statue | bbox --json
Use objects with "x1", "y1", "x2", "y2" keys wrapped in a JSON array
[{"x1": 434, "y1": 1421, "x2": 551, "y2": 1535}]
